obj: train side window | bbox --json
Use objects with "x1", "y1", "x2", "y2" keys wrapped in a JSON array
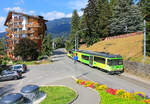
[
  {"x1": 94, "y1": 56, "x2": 105, "y2": 64},
  {"x1": 82, "y1": 55, "x2": 89, "y2": 61}
]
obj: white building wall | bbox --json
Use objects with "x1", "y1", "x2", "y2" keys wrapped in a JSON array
[{"x1": 22, "y1": 16, "x2": 27, "y2": 30}]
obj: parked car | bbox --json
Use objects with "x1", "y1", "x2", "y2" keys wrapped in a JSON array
[
  {"x1": 9, "y1": 64, "x2": 27, "y2": 73},
  {"x1": 0, "y1": 70, "x2": 22, "y2": 81}
]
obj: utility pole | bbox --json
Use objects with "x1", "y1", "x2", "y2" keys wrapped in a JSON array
[
  {"x1": 74, "y1": 28, "x2": 88, "y2": 51},
  {"x1": 74, "y1": 28, "x2": 88, "y2": 78},
  {"x1": 144, "y1": 19, "x2": 146, "y2": 60}
]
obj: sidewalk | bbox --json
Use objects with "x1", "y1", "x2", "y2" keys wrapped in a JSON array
[{"x1": 48, "y1": 77, "x2": 100, "y2": 104}]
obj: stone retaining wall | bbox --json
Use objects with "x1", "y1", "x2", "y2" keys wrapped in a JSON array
[{"x1": 124, "y1": 61, "x2": 150, "y2": 78}]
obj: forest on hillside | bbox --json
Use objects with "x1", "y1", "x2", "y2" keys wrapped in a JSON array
[{"x1": 65, "y1": 0, "x2": 150, "y2": 56}]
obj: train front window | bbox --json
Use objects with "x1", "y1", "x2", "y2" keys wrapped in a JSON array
[{"x1": 107, "y1": 59, "x2": 123, "y2": 66}]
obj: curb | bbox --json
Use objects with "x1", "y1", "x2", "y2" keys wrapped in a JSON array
[
  {"x1": 72, "y1": 76, "x2": 77, "y2": 81},
  {"x1": 71, "y1": 76, "x2": 101, "y2": 104},
  {"x1": 39, "y1": 85, "x2": 79, "y2": 104},
  {"x1": 33, "y1": 93, "x2": 46, "y2": 104}
]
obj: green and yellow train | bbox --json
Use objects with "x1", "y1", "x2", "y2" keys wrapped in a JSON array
[{"x1": 67, "y1": 49, "x2": 124, "y2": 74}]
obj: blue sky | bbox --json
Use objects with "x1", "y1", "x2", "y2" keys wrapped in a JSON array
[{"x1": 0, "y1": 0, "x2": 88, "y2": 32}]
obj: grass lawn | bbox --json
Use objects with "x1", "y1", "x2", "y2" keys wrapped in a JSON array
[
  {"x1": 98, "y1": 90, "x2": 145, "y2": 104},
  {"x1": 40, "y1": 86, "x2": 77, "y2": 104}
]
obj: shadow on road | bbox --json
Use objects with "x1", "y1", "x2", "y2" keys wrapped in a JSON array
[
  {"x1": 77, "y1": 70, "x2": 93, "y2": 79},
  {"x1": 53, "y1": 50, "x2": 66, "y2": 55}
]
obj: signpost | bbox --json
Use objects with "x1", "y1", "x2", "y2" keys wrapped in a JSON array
[{"x1": 73, "y1": 54, "x2": 78, "y2": 77}]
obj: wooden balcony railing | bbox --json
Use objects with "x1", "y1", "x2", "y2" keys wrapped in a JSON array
[
  {"x1": 26, "y1": 24, "x2": 40, "y2": 28},
  {"x1": 13, "y1": 24, "x2": 23, "y2": 28},
  {"x1": 5, "y1": 28, "x2": 11, "y2": 33},
  {"x1": 12, "y1": 18, "x2": 23, "y2": 22},
  {"x1": 30, "y1": 37, "x2": 40, "y2": 40},
  {"x1": 5, "y1": 33, "x2": 9, "y2": 37}
]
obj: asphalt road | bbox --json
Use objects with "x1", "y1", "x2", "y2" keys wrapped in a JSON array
[{"x1": 0, "y1": 48, "x2": 150, "y2": 97}]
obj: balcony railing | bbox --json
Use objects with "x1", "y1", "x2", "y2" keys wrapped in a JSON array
[
  {"x1": 11, "y1": 30, "x2": 35, "y2": 34},
  {"x1": 13, "y1": 24, "x2": 23, "y2": 28},
  {"x1": 26, "y1": 24, "x2": 40, "y2": 28},
  {"x1": 30, "y1": 37, "x2": 40, "y2": 40},
  {"x1": 5, "y1": 28, "x2": 11, "y2": 33},
  {"x1": 12, "y1": 18, "x2": 23, "y2": 22}
]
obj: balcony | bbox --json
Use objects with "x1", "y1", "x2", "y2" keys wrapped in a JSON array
[
  {"x1": 14, "y1": 24, "x2": 23, "y2": 28},
  {"x1": 12, "y1": 30, "x2": 35, "y2": 34},
  {"x1": 27, "y1": 30, "x2": 35, "y2": 34},
  {"x1": 13, "y1": 31, "x2": 23, "y2": 34},
  {"x1": 5, "y1": 28, "x2": 12, "y2": 33},
  {"x1": 5, "y1": 33, "x2": 9, "y2": 37},
  {"x1": 30, "y1": 37, "x2": 40, "y2": 40},
  {"x1": 13, "y1": 18, "x2": 23, "y2": 22},
  {"x1": 26, "y1": 24, "x2": 40, "y2": 28}
]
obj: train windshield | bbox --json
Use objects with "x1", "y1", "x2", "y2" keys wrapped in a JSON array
[{"x1": 107, "y1": 59, "x2": 123, "y2": 66}]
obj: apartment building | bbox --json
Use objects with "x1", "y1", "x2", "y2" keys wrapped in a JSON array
[{"x1": 4, "y1": 11, "x2": 48, "y2": 59}]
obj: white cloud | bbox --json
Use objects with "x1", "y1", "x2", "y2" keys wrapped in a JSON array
[
  {"x1": 14, "y1": 0, "x2": 24, "y2": 5},
  {"x1": 4, "y1": 7, "x2": 23, "y2": 12},
  {"x1": 66, "y1": 13, "x2": 72, "y2": 18},
  {"x1": 28, "y1": 11, "x2": 35, "y2": 14},
  {"x1": 0, "y1": 16, "x2": 5, "y2": 32},
  {"x1": 4, "y1": 7, "x2": 35, "y2": 15},
  {"x1": 42, "y1": 11, "x2": 72, "y2": 20},
  {"x1": 68, "y1": 0, "x2": 88, "y2": 10},
  {"x1": 42, "y1": 10, "x2": 84, "y2": 20},
  {"x1": 78, "y1": 11, "x2": 83, "y2": 16}
]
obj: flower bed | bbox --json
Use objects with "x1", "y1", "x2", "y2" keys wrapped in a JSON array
[{"x1": 76, "y1": 79, "x2": 150, "y2": 104}]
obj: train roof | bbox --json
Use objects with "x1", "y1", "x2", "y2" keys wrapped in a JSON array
[{"x1": 77, "y1": 50, "x2": 122, "y2": 58}]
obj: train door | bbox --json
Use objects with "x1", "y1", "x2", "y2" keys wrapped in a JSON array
[{"x1": 89, "y1": 56, "x2": 93, "y2": 67}]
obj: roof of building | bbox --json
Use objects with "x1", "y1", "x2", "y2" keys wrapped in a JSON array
[
  {"x1": 77, "y1": 50, "x2": 122, "y2": 58},
  {"x1": 4, "y1": 11, "x2": 48, "y2": 26}
]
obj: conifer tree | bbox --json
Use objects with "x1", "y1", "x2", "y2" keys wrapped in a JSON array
[
  {"x1": 65, "y1": 10, "x2": 80, "y2": 50},
  {"x1": 95, "y1": 0, "x2": 112, "y2": 38},
  {"x1": 42, "y1": 34, "x2": 53, "y2": 56},
  {"x1": 71, "y1": 10, "x2": 80, "y2": 34},
  {"x1": 82, "y1": 0, "x2": 99, "y2": 45},
  {"x1": 109, "y1": 0, "x2": 143, "y2": 35}
]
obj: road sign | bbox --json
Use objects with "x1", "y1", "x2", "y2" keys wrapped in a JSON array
[{"x1": 74, "y1": 56, "x2": 78, "y2": 61}]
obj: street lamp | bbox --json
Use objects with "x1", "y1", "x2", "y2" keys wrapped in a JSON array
[
  {"x1": 144, "y1": 19, "x2": 146, "y2": 60},
  {"x1": 74, "y1": 28, "x2": 88, "y2": 78},
  {"x1": 75, "y1": 28, "x2": 88, "y2": 51}
]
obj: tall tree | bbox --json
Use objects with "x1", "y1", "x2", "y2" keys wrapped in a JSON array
[
  {"x1": 13, "y1": 38, "x2": 39, "y2": 61},
  {"x1": 42, "y1": 34, "x2": 53, "y2": 56},
  {"x1": 71, "y1": 10, "x2": 80, "y2": 34},
  {"x1": 0, "y1": 38, "x2": 6, "y2": 55},
  {"x1": 95, "y1": 0, "x2": 112, "y2": 38},
  {"x1": 82, "y1": 0, "x2": 99, "y2": 45},
  {"x1": 65, "y1": 10, "x2": 80, "y2": 50},
  {"x1": 54, "y1": 36, "x2": 65, "y2": 48},
  {"x1": 109, "y1": 0, "x2": 143, "y2": 35}
]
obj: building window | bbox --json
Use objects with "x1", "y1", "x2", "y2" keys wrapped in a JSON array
[
  {"x1": 82, "y1": 55, "x2": 89, "y2": 61},
  {"x1": 14, "y1": 28, "x2": 17, "y2": 32},
  {"x1": 19, "y1": 28, "x2": 22, "y2": 31},
  {"x1": 94, "y1": 56, "x2": 105, "y2": 64}
]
